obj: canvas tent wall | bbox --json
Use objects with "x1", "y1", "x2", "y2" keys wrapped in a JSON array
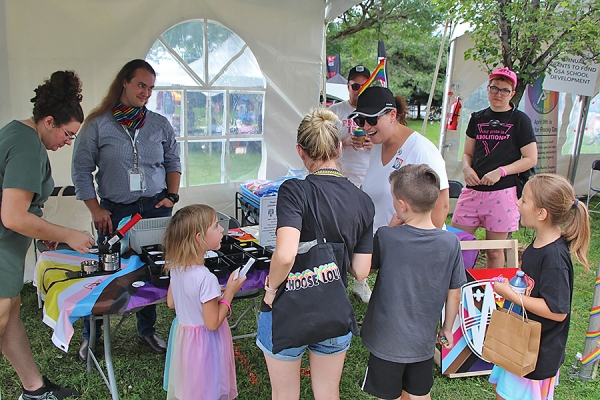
[
  {"x1": 0, "y1": 0, "x2": 360, "y2": 280},
  {"x1": 0, "y1": 0, "x2": 359, "y2": 215},
  {"x1": 440, "y1": 34, "x2": 600, "y2": 195}
]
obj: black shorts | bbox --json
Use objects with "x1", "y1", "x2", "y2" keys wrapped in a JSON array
[{"x1": 361, "y1": 353, "x2": 434, "y2": 399}]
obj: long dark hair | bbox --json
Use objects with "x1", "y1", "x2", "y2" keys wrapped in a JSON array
[
  {"x1": 394, "y1": 95, "x2": 409, "y2": 126},
  {"x1": 31, "y1": 70, "x2": 84, "y2": 125},
  {"x1": 86, "y1": 59, "x2": 156, "y2": 122}
]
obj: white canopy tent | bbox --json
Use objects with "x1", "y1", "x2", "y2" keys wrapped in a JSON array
[
  {"x1": 439, "y1": 34, "x2": 600, "y2": 195},
  {"x1": 0, "y1": 0, "x2": 360, "y2": 211},
  {"x1": 0, "y1": 0, "x2": 360, "y2": 278}
]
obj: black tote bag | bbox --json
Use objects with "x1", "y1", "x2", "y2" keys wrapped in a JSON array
[{"x1": 271, "y1": 179, "x2": 358, "y2": 354}]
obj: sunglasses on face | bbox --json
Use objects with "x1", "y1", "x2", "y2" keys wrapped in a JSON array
[
  {"x1": 488, "y1": 85, "x2": 513, "y2": 96},
  {"x1": 353, "y1": 110, "x2": 391, "y2": 128},
  {"x1": 349, "y1": 83, "x2": 362, "y2": 91}
]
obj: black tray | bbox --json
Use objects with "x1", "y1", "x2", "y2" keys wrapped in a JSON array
[
  {"x1": 224, "y1": 252, "x2": 256, "y2": 273},
  {"x1": 218, "y1": 243, "x2": 244, "y2": 256},
  {"x1": 147, "y1": 264, "x2": 170, "y2": 287},
  {"x1": 205, "y1": 257, "x2": 232, "y2": 278},
  {"x1": 247, "y1": 248, "x2": 272, "y2": 270},
  {"x1": 235, "y1": 241, "x2": 261, "y2": 252},
  {"x1": 221, "y1": 235, "x2": 239, "y2": 245},
  {"x1": 141, "y1": 244, "x2": 169, "y2": 287}
]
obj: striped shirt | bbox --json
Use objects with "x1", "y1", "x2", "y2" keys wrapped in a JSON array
[{"x1": 72, "y1": 111, "x2": 181, "y2": 204}]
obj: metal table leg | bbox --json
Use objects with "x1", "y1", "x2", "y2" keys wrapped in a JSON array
[
  {"x1": 103, "y1": 315, "x2": 119, "y2": 400},
  {"x1": 86, "y1": 315, "x2": 120, "y2": 400},
  {"x1": 231, "y1": 296, "x2": 260, "y2": 340}
]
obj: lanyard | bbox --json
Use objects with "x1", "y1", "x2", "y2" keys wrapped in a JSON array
[{"x1": 123, "y1": 126, "x2": 140, "y2": 168}]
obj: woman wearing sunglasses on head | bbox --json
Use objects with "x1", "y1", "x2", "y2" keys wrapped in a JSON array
[
  {"x1": 350, "y1": 86, "x2": 450, "y2": 231},
  {"x1": 450, "y1": 67, "x2": 537, "y2": 268}
]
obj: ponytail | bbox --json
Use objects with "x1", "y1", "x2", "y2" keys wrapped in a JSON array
[
  {"x1": 562, "y1": 200, "x2": 591, "y2": 270},
  {"x1": 394, "y1": 95, "x2": 408, "y2": 126},
  {"x1": 529, "y1": 174, "x2": 591, "y2": 270}
]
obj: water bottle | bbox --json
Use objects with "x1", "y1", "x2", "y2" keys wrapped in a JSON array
[{"x1": 504, "y1": 270, "x2": 527, "y2": 315}]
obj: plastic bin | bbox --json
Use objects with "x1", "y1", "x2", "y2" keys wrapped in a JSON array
[
  {"x1": 217, "y1": 211, "x2": 231, "y2": 233},
  {"x1": 129, "y1": 216, "x2": 171, "y2": 254}
]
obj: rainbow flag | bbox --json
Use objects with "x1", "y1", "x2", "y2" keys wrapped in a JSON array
[
  {"x1": 36, "y1": 251, "x2": 164, "y2": 352},
  {"x1": 358, "y1": 58, "x2": 387, "y2": 95}
]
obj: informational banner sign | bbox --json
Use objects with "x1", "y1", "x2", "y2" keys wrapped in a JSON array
[
  {"x1": 523, "y1": 78, "x2": 560, "y2": 174},
  {"x1": 258, "y1": 195, "x2": 277, "y2": 247},
  {"x1": 544, "y1": 56, "x2": 599, "y2": 96}
]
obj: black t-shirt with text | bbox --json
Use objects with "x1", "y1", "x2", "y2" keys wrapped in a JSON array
[
  {"x1": 260, "y1": 175, "x2": 374, "y2": 313},
  {"x1": 466, "y1": 107, "x2": 536, "y2": 191},
  {"x1": 521, "y1": 237, "x2": 573, "y2": 380}
]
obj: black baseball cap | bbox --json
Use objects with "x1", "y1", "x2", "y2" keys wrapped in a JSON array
[
  {"x1": 347, "y1": 65, "x2": 371, "y2": 81},
  {"x1": 349, "y1": 86, "x2": 396, "y2": 118}
]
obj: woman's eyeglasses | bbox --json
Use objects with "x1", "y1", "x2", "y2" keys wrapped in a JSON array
[
  {"x1": 488, "y1": 85, "x2": 513, "y2": 97},
  {"x1": 63, "y1": 127, "x2": 77, "y2": 141},
  {"x1": 353, "y1": 110, "x2": 391, "y2": 128}
]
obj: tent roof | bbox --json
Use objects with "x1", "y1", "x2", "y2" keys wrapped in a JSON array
[
  {"x1": 327, "y1": 73, "x2": 347, "y2": 84},
  {"x1": 0, "y1": 0, "x2": 364, "y2": 217}
]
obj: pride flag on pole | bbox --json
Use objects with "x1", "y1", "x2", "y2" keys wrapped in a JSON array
[{"x1": 358, "y1": 58, "x2": 387, "y2": 95}]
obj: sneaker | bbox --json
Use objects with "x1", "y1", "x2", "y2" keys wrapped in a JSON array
[
  {"x1": 19, "y1": 376, "x2": 80, "y2": 400},
  {"x1": 353, "y1": 278, "x2": 372, "y2": 303}
]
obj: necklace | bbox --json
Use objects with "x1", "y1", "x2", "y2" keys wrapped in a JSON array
[{"x1": 312, "y1": 168, "x2": 344, "y2": 178}]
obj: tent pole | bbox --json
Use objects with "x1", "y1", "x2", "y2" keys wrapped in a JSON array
[
  {"x1": 321, "y1": 21, "x2": 329, "y2": 107},
  {"x1": 567, "y1": 95, "x2": 590, "y2": 183},
  {"x1": 421, "y1": 19, "x2": 451, "y2": 136},
  {"x1": 439, "y1": 37, "x2": 457, "y2": 156}
]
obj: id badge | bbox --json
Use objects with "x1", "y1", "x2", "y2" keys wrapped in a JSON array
[{"x1": 128, "y1": 167, "x2": 146, "y2": 192}]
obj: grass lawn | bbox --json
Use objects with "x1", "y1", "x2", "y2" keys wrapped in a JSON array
[
  {"x1": 407, "y1": 119, "x2": 441, "y2": 145},
  {"x1": 2, "y1": 121, "x2": 600, "y2": 398},
  {"x1": 2, "y1": 204, "x2": 599, "y2": 399}
]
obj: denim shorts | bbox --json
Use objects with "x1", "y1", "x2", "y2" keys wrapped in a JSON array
[{"x1": 256, "y1": 311, "x2": 352, "y2": 361}]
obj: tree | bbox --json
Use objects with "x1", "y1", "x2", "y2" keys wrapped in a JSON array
[
  {"x1": 433, "y1": 0, "x2": 600, "y2": 106},
  {"x1": 327, "y1": 0, "x2": 447, "y2": 110},
  {"x1": 329, "y1": 0, "x2": 443, "y2": 41}
]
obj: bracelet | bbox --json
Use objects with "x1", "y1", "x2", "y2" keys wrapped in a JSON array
[
  {"x1": 264, "y1": 276, "x2": 277, "y2": 295},
  {"x1": 264, "y1": 285, "x2": 277, "y2": 295},
  {"x1": 219, "y1": 299, "x2": 232, "y2": 319},
  {"x1": 499, "y1": 166, "x2": 507, "y2": 177}
]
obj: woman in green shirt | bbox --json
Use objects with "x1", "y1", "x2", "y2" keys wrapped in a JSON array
[{"x1": 0, "y1": 70, "x2": 94, "y2": 399}]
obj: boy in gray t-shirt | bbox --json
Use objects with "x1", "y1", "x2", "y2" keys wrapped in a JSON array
[{"x1": 361, "y1": 164, "x2": 466, "y2": 400}]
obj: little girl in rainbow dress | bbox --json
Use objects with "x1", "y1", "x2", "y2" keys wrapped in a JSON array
[
  {"x1": 162, "y1": 204, "x2": 246, "y2": 400},
  {"x1": 491, "y1": 174, "x2": 591, "y2": 400}
]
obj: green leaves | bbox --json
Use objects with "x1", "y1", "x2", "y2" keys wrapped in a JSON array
[
  {"x1": 431, "y1": 0, "x2": 600, "y2": 105},
  {"x1": 327, "y1": 0, "x2": 447, "y2": 106}
]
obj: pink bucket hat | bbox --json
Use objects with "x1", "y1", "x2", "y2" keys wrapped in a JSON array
[{"x1": 489, "y1": 67, "x2": 517, "y2": 89}]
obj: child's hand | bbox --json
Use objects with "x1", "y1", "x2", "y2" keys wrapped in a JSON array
[
  {"x1": 491, "y1": 276, "x2": 515, "y2": 302},
  {"x1": 224, "y1": 269, "x2": 246, "y2": 296},
  {"x1": 438, "y1": 327, "x2": 454, "y2": 350}
]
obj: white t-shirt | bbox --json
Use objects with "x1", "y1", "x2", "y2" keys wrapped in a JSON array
[
  {"x1": 362, "y1": 132, "x2": 449, "y2": 230},
  {"x1": 328, "y1": 100, "x2": 371, "y2": 187}
]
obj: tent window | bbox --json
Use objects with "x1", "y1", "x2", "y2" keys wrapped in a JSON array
[{"x1": 145, "y1": 19, "x2": 266, "y2": 187}]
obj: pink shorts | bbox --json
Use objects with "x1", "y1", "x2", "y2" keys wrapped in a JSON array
[{"x1": 452, "y1": 186, "x2": 519, "y2": 232}]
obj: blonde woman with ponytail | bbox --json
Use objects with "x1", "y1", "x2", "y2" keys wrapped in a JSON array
[
  {"x1": 491, "y1": 173, "x2": 591, "y2": 400},
  {"x1": 257, "y1": 109, "x2": 375, "y2": 400}
]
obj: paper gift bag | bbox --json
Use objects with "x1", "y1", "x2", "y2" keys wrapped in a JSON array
[{"x1": 482, "y1": 307, "x2": 542, "y2": 377}]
